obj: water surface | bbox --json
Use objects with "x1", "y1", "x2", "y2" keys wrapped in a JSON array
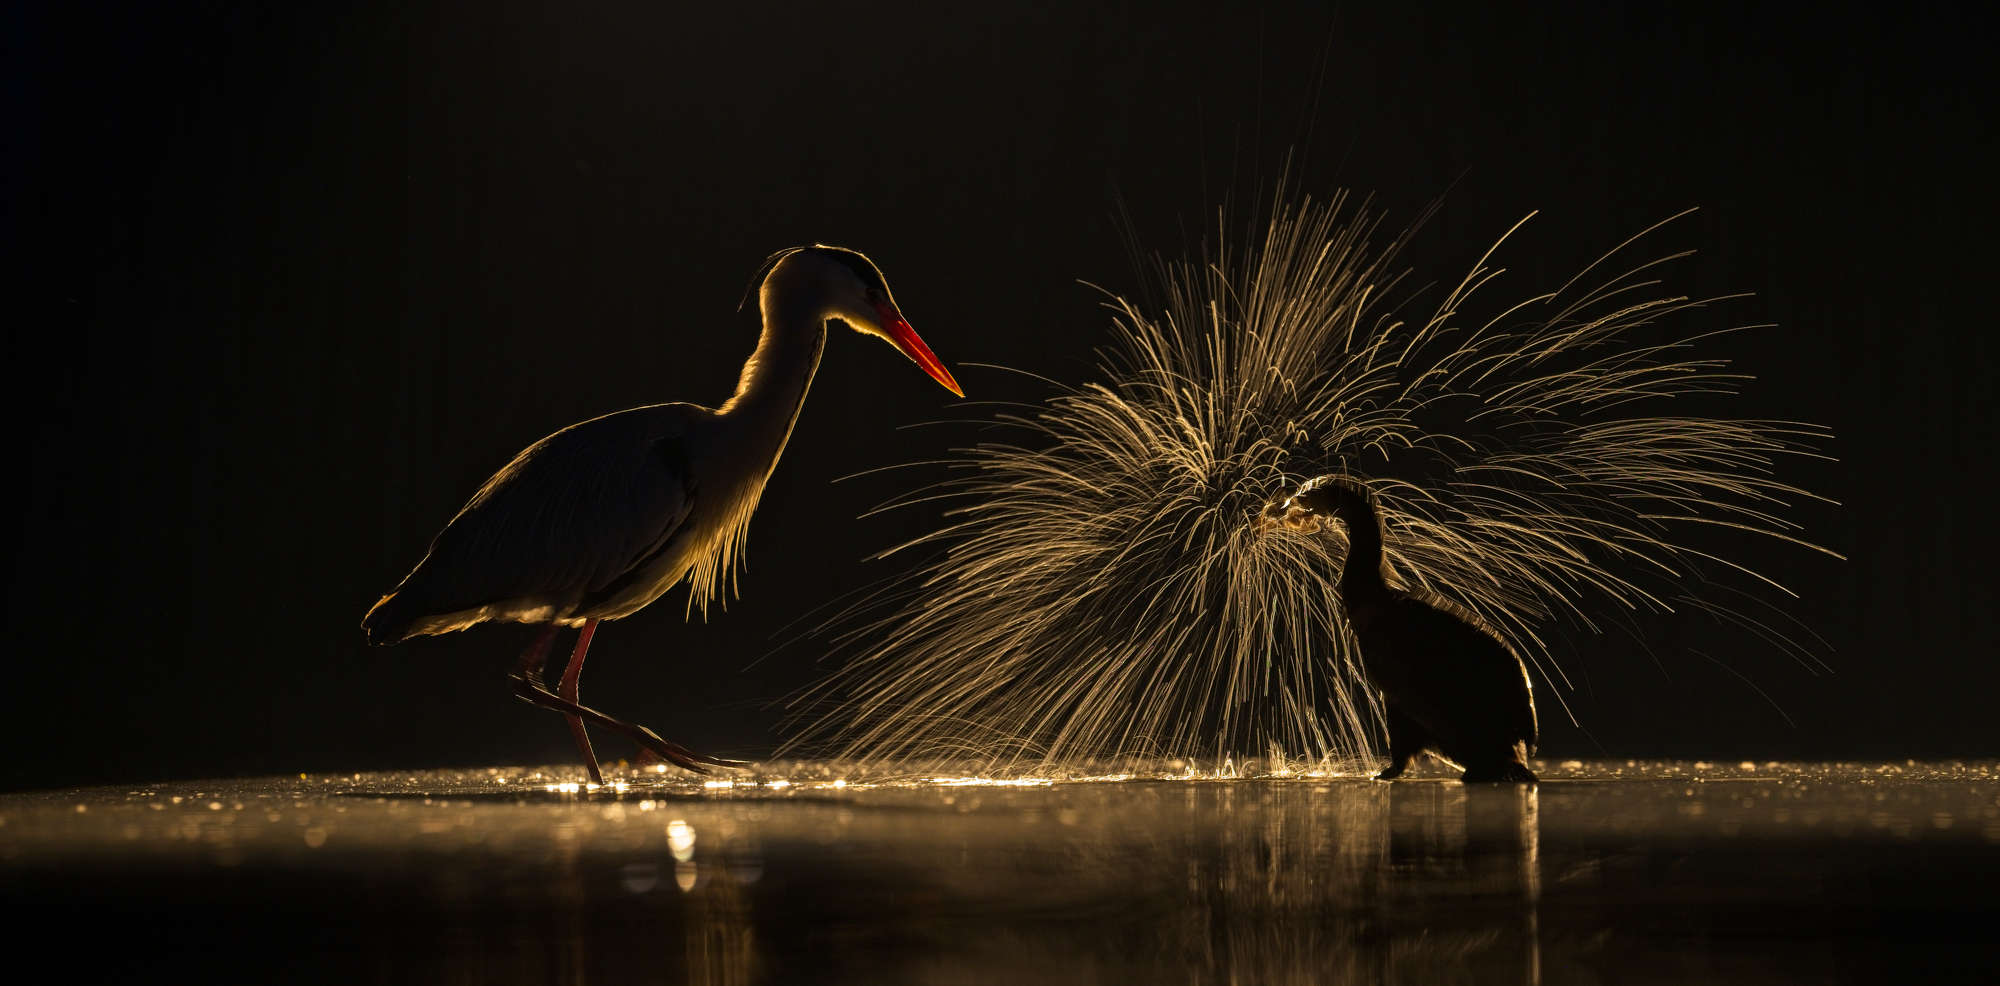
[{"x1": 4, "y1": 760, "x2": 1994, "y2": 984}]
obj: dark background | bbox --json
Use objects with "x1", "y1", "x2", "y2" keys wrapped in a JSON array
[{"x1": 7, "y1": 2, "x2": 1992, "y2": 792}]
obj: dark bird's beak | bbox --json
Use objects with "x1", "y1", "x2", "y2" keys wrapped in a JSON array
[{"x1": 877, "y1": 303, "x2": 963, "y2": 397}]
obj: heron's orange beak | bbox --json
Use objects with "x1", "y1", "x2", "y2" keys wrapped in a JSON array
[{"x1": 878, "y1": 303, "x2": 963, "y2": 397}]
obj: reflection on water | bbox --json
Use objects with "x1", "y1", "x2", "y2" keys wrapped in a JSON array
[{"x1": 3, "y1": 761, "x2": 1996, "y2": 984}]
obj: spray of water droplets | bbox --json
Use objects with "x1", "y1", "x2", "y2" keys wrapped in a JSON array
[{"x1": 785, "y1": 191, "x2": 1837, "y2": 772}]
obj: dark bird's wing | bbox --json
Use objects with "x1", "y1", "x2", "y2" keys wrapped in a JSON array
[{"x1": 366, "y1": 404, "x2": 705, "y2": 639}]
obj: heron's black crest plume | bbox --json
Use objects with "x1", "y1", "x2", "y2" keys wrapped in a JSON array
[
  {"x1": 739, "y1": 247, "x2": 804, "y2": 313},
  {"x1": 786, "y1": 190, "x2": 1838, "y2": 772}
]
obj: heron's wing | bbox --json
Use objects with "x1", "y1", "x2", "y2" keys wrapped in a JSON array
[{"x1": 398, "y1": 404, "x2": 706, "y2": 617}]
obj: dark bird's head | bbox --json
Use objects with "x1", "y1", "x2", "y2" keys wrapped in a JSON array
[
  {"x1": 760, "y1": 244, "x2": 963, "y2": 397},
  {"x1": 1254, "y1": 472, "x2": 1378, "y2": 535}
]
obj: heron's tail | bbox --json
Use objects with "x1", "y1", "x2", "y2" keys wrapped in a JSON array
[{"x1": 360, "y1": 592, "x2": 416, "y2": 646}]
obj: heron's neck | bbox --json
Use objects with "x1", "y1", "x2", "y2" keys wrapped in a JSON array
[{"x1": 717, "y1": 286, "x2": 828, "y2": 469}]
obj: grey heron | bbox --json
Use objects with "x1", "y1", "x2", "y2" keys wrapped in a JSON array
[{"x1": 361, "y1": 245, "x2": 961, "y2": 782}]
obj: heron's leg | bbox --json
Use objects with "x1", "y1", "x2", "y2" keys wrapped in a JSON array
[
  {"x1": 510, "y1": 623, "x2": 599, "y2": 781},
  {"x1": 512, "y1": 624, "x2": 561, "y2": 685},
  {"x1": 559, "y1": 620, "x2": 604, "y2": 785}
]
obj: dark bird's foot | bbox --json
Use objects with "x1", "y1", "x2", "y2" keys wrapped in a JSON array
[
  {"x1": 1460, "y1": 761, "x2": 1539, "y2": 784},
  {"x1": 1374, "y1": 761, "x2": 1408, "y2": 781}
]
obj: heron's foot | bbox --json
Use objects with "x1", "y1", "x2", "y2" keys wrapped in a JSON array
[
  {"x1": 634, "y1": 744, "x2": 753, "y2": 774},
  {"x1": 1374, "y1": 762, "x2": 1407, "y2": 781},
  {"x1": 510, "y1": 673, "x2": 744, "y2": 776},
  {"x1": 622, "y1": 722, "x2": 746, "y2": 775}
]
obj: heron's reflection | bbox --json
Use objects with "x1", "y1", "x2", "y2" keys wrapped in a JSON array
[{"x1": 681, "y1": 843, "x2": 758, "y2": 986}]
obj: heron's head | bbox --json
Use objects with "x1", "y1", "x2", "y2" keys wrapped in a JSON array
[{"x1": 762, "y1": 245, "x2": 963, "y2": 397}]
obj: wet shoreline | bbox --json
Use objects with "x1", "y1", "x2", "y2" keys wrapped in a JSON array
[{"x1": 6, "y1": 761, "x2": 1994, "y2": 984}]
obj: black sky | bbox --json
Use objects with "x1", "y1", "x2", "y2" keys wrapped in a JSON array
[{"x1": 7, "y1": 2, "x2": 1993, "y2": 791}]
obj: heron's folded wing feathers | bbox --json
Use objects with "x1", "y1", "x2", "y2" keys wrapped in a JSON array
[{"x1": 402, "y1": 405, "x2": 702, "y2": 615}]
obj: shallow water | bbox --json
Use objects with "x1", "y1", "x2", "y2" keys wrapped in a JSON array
[{"x1": 4, "y1": 760, "x2": 1995, "y2": 984}]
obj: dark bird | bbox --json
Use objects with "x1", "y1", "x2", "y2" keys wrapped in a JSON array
[
  {"x1": 1265, "y1": 475, "x2": 1539, "y2": 783},
  {"x1": 362, "y1": 245, "x2": 962, "y2": 782}
]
